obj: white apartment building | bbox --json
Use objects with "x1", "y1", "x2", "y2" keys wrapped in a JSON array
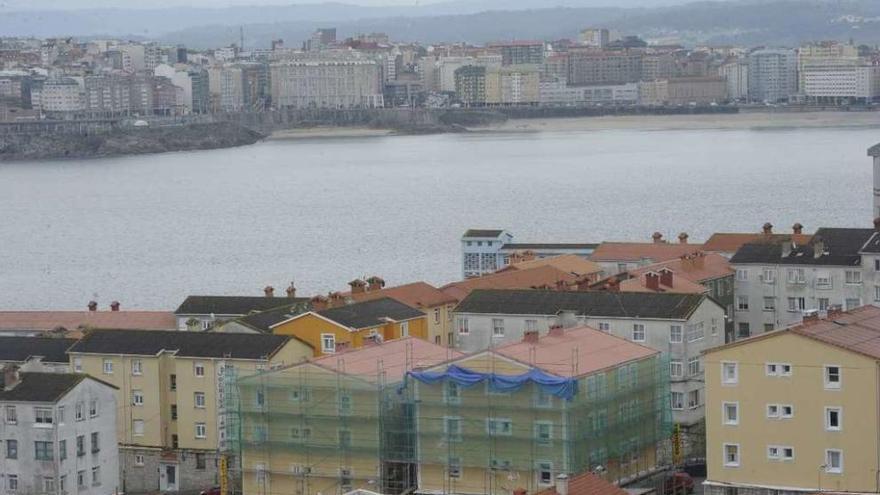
[
  {"x1": 719, "y1": 60, "x2": 749, "y2": 100},
  {"x1": 747, "y1": 49, "x2": 797, "y2": 103},
  {"x1": 797, "y1": 41, "x2": 860, "y2": 91},
  {"x1": 731, "y1": 226, "x2": 880, "y2": 339},
  {"x1": 0, "y1": 367, "x2": 119, "y2": 495},
  {"x1": 539, "y1": 80, "x2": 639, "y2": 105},
  {"x1": 872, "y1": 142, "x2": 880, "y2": 218},
  {"x1": 452, "y1": 289, "x2": 726, "y2": 426},
  {"x1": 435, "y1": 56, "x2": 501, "y2": 93},
  {"x1": 269, "y1": 59, "x2": 383, "y2": 109},
  {"x1": 155, "y1": 64, "x2": 194, "y2": 112},
  {"x1": 460, "y1": 229, "x2": 596, "y2": 278},
  {"x1": 41, "y1": 79, "x2": 84, "y2": 113},
  {"x1": 802, "y1": 65, "x2": 880, "y2": 102}
]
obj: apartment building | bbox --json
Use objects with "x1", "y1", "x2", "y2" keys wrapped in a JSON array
[
  {"x1": 485, "y1": 65, "x2": 540, "y2": 105},
  {"x1": 704, "y1": 306, "x2": 880, "y2": 495},
  {"x1": 491, "y1": 41, "x2": 545, "y2": 66},
  {"x1": 567, "y1": 49, "x2": 643, "y2": 86},
  {"x1": 452, "y1": 289, "x2": 725, "y2": 427},
  {"x1": 666, "y1": 76, "x2": 728, "y2": 104},
  {"x1": 174, "y1": 291, "x2": 308, "y2": 331},
  {"x1": 454, "y1": 65, "x2": 487, "y2": 105},
  {"x1": 802, "y1": 65, "x2": 880, "y2": 103},
  {"x1": 0, "y1": 368, "x2": 119, "y2": 495},
  {"x1": 411, "y1": 326, "x2": 668, "y2": 494},
  {"x1": 460, "y1": 229, "x2": 597, "y2": 278},
  {"x1": 269, "y1": 59, "x2": 384, "y2": 109},
  {"x1": 730, "y1": 224, "x2": 880, "y2": 339},
  {"x1": 40, "y1": 78, "x2": 84, "y2": 113},
  {"x1": 66, "y1": 330, "x2": 311, "y2": 492},
  {"x1": 872, "y1": 143, "x2": 880, "y2": 218},
  {"x1": 747, "y1": 48, "x2": 797, "y2": 103},
  {"x1": 703, "y1": 223, "x2": 812, "y2": 259},
  {"x1": 588, "y1": 233, "x2": 702, "y2": 275},
  {"x1": 797, "y1": 41, "x2": 860, "y2": 92},
  {"x1": 719, "y1": 59, "x2": 749, "y2": 100},
  {"x1": 539, "y1": 80, "x2": 638, "y2": 106},
  {"x1": 0, "y1": 337, "x2": 76, "y2": 372}
]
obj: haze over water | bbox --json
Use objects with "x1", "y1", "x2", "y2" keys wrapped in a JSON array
[{"x1": 1, "y1": 117, "x2": 877, "y2": 310}]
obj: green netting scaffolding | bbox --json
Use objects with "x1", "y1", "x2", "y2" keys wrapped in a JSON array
[{"x1": 224, "y1": 351, "x2": 671, "y2": 495}]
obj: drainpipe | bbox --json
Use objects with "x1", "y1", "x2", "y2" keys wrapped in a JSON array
[{"x1": 876, "y1": 362, "x2": 880, "y2": 493}]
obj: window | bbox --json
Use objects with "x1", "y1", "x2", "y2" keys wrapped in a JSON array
[
  {"x1": 688, "y1": 357, "x2": 701, "y2": 376},
  {"x1": 132, "y1": 390, "x2": 144, "y2": 406},
  {"x1": 782, "y1": 447, "x2": 794, "y2": 461},
  {"x1": 170, "y1": 374, "x2": 177, "y2": 391},
  {"x1": 194, "y1": 392, "x2": 206, "y2": 408},
  {"x1": 722, "y1": 402, "x2": 738, "y2": 425},
  {"x1": 444, "y1": 417, "x2": 462, "y2": 441},
  {"x1": 196, "y1": 453, "x2": 206, "y2": 470},
  {"x1": 35, "y1": 441, "x2": 54, "y2": 460},
  {"x1": 73, "y1": 358, "x2": 82, "y2": 372},
  {"x1": 764, "y1": 323, "x2": 775, "y2": 332},
  {"x1": 825, "y1": 365, "x2": 841, "y2": 389},
  {"x1": 338, "y1": 392, "x2": 352, "y2": 415},
  {"x1": 787, "y1": 297, "x2": 806, "y2": 312},
  {"x1": 5, "y1": 405, "x2": 16, "y2": 424},
  {"x1": 766, "y1": 363, "x2": 792, "y2": 377},
  {"x1": 91, "y1": 466, "x2": 100, "y2": 486},
  {"x1": 59, "y1": 439, "x2": 67, "y2": 460},
  {"x1": 767, "y1": 404, "x2": 780, "y2": 418},
  {"x1": 687, "y1": 322, "x2": 705, "y2": 342},
  {"x1": 194, "y1": 362, "x2": 205, "y2": 377},
  {"x1": 763, "y1": 297, "x2": 776, "y2": 311},
  {"x1": 290, "y1": 427, "x2": 311, "y2": 441},
  {"x1": 487, "y1": 418, "x2": 513, "y2": 436},
  {"x1": 670, "y1": 392, "x2": 684, "y2": 410},
  {"x1": 876, "y1": 259, "x2": 880, "y2": 272},
  {"x1": 337, "y1": 429, "x2": 351, "y2": 447},
  {"x1": 780, "y1": 404, "x2": 794, "y2": 418},
  {"x1": 77, "y1": 471, "x2": 85, "y2": 488},
  {"x1": 89, "y1": 400, "x2": 98, "y2": 418},
  {"x1": 669, "y1": 325, "x2": 682, "y2": 343},
  {"x1": 736, "y1": 296, "x2": 749, "y2": 311},
  {"x1": 632, "y1": 323, "x2": 646, "y2": 342},
  {"x1": 44, "y1": 477, "x2": 56, "y2": 494},
  {"x1": 618, "y1": 263, "x2": 628, "y2": 274},
  {"x1": 819, "y1": 298, "x2": 830, "y2": 311},
  {"x1": 722, "y1": 362, "x2": 738, "y2": 385},
  {"x1": 255, "y1": 389, "x2": 265, "y2": 407},
  {"x1": 598, "y1": 322, "x2": 610, "y2": 332},
  {"x1": 102, "y1": 359, "x2": 113, "y2": 374},
  {"x1": 433, "y1": 308, "x2": 440, "y2": 324},
  {"x1": 76, "y1": 435, "x2": 84, "y2": 456},
  {"x1": 846, "y1": 270, "x2": 862, "y2": 284},
  {"x1": 723, "y1": 444, "x2": 740, "y2": 467},
  {"x1": 132, "y1": 359, "x2": 143, "y2": 375},
  {"x1": 60, "y1": 475, "x2": 67, "y2": 494},
  {"x1": 816, "y1": 271, "x2": 832, "y2": 289},
  {"x1": 448, "y1": 457, "x2": 462, "y2": 479},
  {"x1": 876, "y1": 286, "x2": 880, "y2": 303},
  {"x1": 6, "y1": 439, "x2": 18, "y2": 459},
  {"x1": 400, "y1": 321, "x2": 409, "y2": 337},
  {"x1": 787, "y1": 268, "x2": 805, "y2": 284},
  {"x1": 826, "y1": 407, "x2": 842, "y2": 431},
  {"x1": 535, "y1": 422, "x2": 552, "y2": 445},
  {"x1": 846, "y1": 298, "x2": 861, "y2": 311},
  {"x1": 131, "y1": 454, "x2": 144, "y2": 467},
  {"x1": 457, "y1": 317, "x2": 469, "y2": 334},
  {"x1": 195, "y1": 422, "x2": 206, "y2": 439},
  {"x1": 290, "y1": 388, "x2": 310, "y2": 402},
  {"x1": 762, "y1": 268, "x2": 775, "y2": 283},
  {"x1": 133, "y1": 419, "x2": 144, "y2": 436},
  {"x1": 736, "y1": 269, "x2": 748, "y2": 281},
  {"x1": 826, "y1": 449, "x2": 843, "y2": 473},
  {"x1": 537, "y1": 461, "x2": 553, "y2": 485},
  {"x1": 737, "y1": 322, "x2": 750, "y2": 338},
  {"x1": 584, "y1": 374, "x2": 604, "y2": 401},
  {"x1": 492, "y1": 318, "x2": 505, "y2": 336},
  {"x1": 90, "y1": 432, "x2": 99, "y2": 453},
  {"x1": 321, "y1": 333, "x2": 336, "y2": 353},
  {"x1": 444, "y1": 381, "x2": 461, "y2": 404},
  {"x1": 525, "y1": 320, "x2": 538, "y2": 332},
  {"x1": 669, "y1": 360, "x2": 683, "y2": 378},
  {"x1": 767, "y1": 445, "x2": 780, "y2": 460},
  {"x1": 687, "y1": 389, "x2": 700, "y2": 409},
  {"x1": 8, "y1": 474, "x2": 17, "y2": 491}
]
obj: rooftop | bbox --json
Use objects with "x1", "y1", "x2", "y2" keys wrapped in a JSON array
[
  {"x1": 68, "y1": 329, "x2": 293, "y2": 360},
  {"x1": 312, "y1": 337, "x2": 463, "y2": 383},
  {"x1": 441, "y1": 265, "x2": 579, "y2": 301},
  {"x1": 315, "y1": 297, "x2": 425, "y2": 330},
  {"x1": 629, "y1": 252, "x2": 734, "y2": 283},
  {"x1": 0, "y1": 337, "x2": 76, "y2": 364},
  {"x1": 617, "y1": 272, "x2": 708, "y2": 294},
  {"x1": 235, "y1": 303, "x2": 311, "y2": 333},
  {"x1": 534, "y1": 471, "x2": 629, "y2": 495},
  {"x1": 175, "y1": 295, "x2": 309, "y2": 316},
  {"x1": 500, "y1": 243, "x2": 598, "y2": 251},
  {"x1": 455, "y1": 289, "x2": 710, "y2": 320},
  {"x1": 731, "y1": 228, "x2": 875, "y2": 266},
  {"x1": 495, "y1": 326, "x2": 658, "y2": 378},
  {"x1": 0, "y1": 311, "x2": 176, "y2": 334},
  {"x1": 703, "y1": 232, "x2": 812, "y2": 253},
  {"x1": 589, "y1": 241, "x2": 703, "y2": 263},
  {"x1": 0, "y1": 373, "x2": 112, "y2": 403},
  {"x1": 497, "y1": 254, "x2": 603, "y2": 277},
  {"x1": 348, "y1": 281, "x2": 458, "y2": 309},
  {"x1": 462, "y1": 229, "x2": 505, "y2": 238}
]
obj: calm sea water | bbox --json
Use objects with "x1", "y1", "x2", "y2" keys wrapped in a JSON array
[{"x1": 1, "y1": 121, "x2": 878, "y2": 310}]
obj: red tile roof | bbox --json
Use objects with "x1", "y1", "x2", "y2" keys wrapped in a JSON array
[
  {"x1": 312, "y1": 337, "x2": 463, "y2": 383},
  {"x1": 534, "y1": 471, "x2": 628, "y2": 495},
  {"x1": 497, "y1": 254, "x2": 603, "y2": 277},
  {"x1": 792, "y1": 305, "x2": 880, "y2": 359},
  {"x1": 441, "y1": 265, "x2": 579, "y2": 301},
  {"x1": 347, "y1": 282, "x2": 458, "y2": 309},
  {"x1": 589, "y1": 242, "x2": 703, "y2": 263},
  {"x1": 703, "y1": 233, "x2": 812, "y2": 253},
  {"x1": 617, "y1": 273, "x2": 707, "y2": 294},
  {"x1": 0, "y1": 311, "x2": 177, "y2": 337},
  {"x1": 494, "y1": 326, "x2": 658, "y2": 378},
  {"x1": 628, "y1": 252, "x2": 734, "y2": 283}
]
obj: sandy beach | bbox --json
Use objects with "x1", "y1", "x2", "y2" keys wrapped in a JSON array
[{"x1": 268, "y1": 127, "x2": 394, "y2": 140}]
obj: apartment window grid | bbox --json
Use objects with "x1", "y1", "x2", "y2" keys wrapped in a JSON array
[
  {"x1": 632, "y1": 324, "x2": 646, "y2": 342},
  {"x1": 457, "y1": 318, "x2": 469, "y2": 335},
  {"x1": 669, "y1": 325, "x2": 682, "y2": 343},
  {"x1": 669, "y1": 360, "x2": 683, "y2": 378},
  {"x1": 687, "y1": 357, "x2": 701, "y2": 376}
]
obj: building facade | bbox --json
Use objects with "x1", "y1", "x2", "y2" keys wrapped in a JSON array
[
  {"x1": 270, "y1": 59, "x2": 383, "y2": 109},
  {"x1": 747, "y1": 49, "x2": 797, "y2": 103}
]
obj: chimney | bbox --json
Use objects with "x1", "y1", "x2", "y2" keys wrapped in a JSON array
[
  {"x1": 366, "y1": 276, "x2": 385, "y2": 292},
  {"x1": 2, "y1": 365, "x2": 21, "y2": 391},
  {"x1": 110, "y1": 301, "x2": 120, "y2": 312},
  {"x1": 349, "y1": 279, "x2": 367, "y2": 294},
  {"x1": 802, "y1": 310, "x2": 820, "y2": 324},
  {"x1": 874, "y1": 217, "x2": 880, "y2": 232},
  {"x1": 521, "y1": 250, "x2": 536, "y2": 262},
  {"x1": 792, "y1": 222, "x2": 804, "y2": 235},
  {"x1": 762, "y1": 222, "x2": 773, "y2": 235},
  {"x1": 328, "y1": 292, "x2": 346, "y2": 308},
  {"x1": 556, "y1": 474, "x2": 570, "y2": 495},
  {"x1": 652, "y1": 232, "x2": 664, "y2": 244},
  {"x1": 264, "y1": 286, "x2": 275, "y2": 297},
  {"x1": 827, "y1": 304, "x2": 844, "y2": 319},
  {"x1": 548, "y1": 325, "x2": 565, "y2": 337},
  {"x1": 523, "y1": 330, "x2": 539, "y2": 344},
  {"x1": 659, "y1": 268, "x2": 673, "y2": 287},
  {"x1": 87, "y1": 301, "x2": 98, "y2": 312},
  {"x1": 645, "y1": 272, "x2": 660, "y2": 291},
  {"x1": 286, "y1": 282, "x2": 296, "y2": 298},
  {"x1": 513, "y1": 489, "x2": 527, "y2": 495},
  {"x1": 310, "y1": 295, "x2": 329, "y2": 311},
  {"x1": 678, "y1": 232, "x2": 689, "y2": 244},
  {"x1": 334, "y1": 341, "x2": 350, "y2": 353}
]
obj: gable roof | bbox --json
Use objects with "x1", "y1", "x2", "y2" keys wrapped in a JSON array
[
  {"x1": 441, "y1": 265, "x2": 579, "y2": 301},
  {"x1": 175, "y1": 296, "x2": 309, "y2": 316},
  {"x1": 348, "y1": 282, "x2": 458, "y2": 309},
  {"x1": 312, "y1": 337, "x2": 463, "y2": 383},
  {"x1": 703, "y1": 232, "x2": 812, "y2": 254},
  {"x1": 0, "y1": 373, "x2": 114, "y2": 403},
  {"x1": 861, "y1": 232, "x2": 880, "y2": 254},
  {"x1": 315, "y1": 298, "x2": 425, "y2": 330},
  {"x1": 0, "y1": 337, "x2": 76, "y2": 364},
  {"x1": 68, "y1": 329, "x2": 292, "y2": 360},
  {"x1": 234, "y1": 303, "x2": 311, "y2": 333},
  {"x1": 731, "y1": 228, "x2": 874, "y2": 266},
  {"x1": 494, "y1": 326, "x2": 658, "y2": 378},
  {"x1": 497, "y1": 254, "x2": 603, "y2": 277},
  {"x1": 617, "y1": 273, "x2": 708, "y2": 294},
  {"x1": 463, "y1": 229, "x2": 505, "y2": 238},
  {"x1": 589, "y1": 242, "x2": 703, "y2": 263},
  {"x1": 628, "y1": 252, "x2": 734, "y2": 283},
  {"x1": 534, "y1": 471, "x2": 628, "y2": 495},
  {"x1": 0, "y1": 311, "x2": 176, "y2": 334},
  {"x1": 455, "y1": 289, "x2": 710, "y2": 320}
]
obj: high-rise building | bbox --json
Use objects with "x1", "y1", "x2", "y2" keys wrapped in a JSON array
[
  {"x1": 453, "y1": 65, "x2": 487, "y2": 106},
  {"x1": 797, "y1": 41, "x2": 860, "y2": 91},
  {"x1": 491, "y1": 41, "x2": 545, "y2": 66},
  {"x1": 719, "y1": 59, "x2": 749, "y2": 100},
  {"x1": 567, "y1": 49, "x2": 643, "y2": 86},
  {"x1": 269, "y1": 59, "x2": 383, "y2": 109},
  {"x1": 801, "y1": 65, "x2": 880, "y2": 103},
  {"x1": 579, "y1": 28, "x2": 610, "y2": 48},
  {"x1": 747, "y1": 48, "x2": 797, "y2": 103},
  {"x1": 485, "y1": 65, "x2": 540, "y2": 105}
]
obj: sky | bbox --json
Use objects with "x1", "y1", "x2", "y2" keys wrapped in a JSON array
[{"x1": 0, "y1": 0, "x2": 692, "y2": 9}]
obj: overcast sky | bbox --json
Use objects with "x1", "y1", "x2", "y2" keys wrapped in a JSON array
[{"x1": 0, "y1": 0, "x2": 691, "y2": 9}]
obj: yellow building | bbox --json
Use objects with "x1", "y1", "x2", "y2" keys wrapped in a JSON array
[
  {"x1": 269, "y1": 297, "x2": 428, "y2": 356},
  {"x1": 231, "y1": 337, "x2": 460, "y2": 495},
  {"x1": 67, "y1": 329, "x2": 312, "y2": 493},
  {"x1": 704, "y1": 306, "x2": 880, "y2": 495}
]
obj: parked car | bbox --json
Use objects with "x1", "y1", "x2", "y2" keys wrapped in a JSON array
[
  {"x1": 200, "y1": 487, "x2": 221, "y2": 495},
  {"x1": 663, "y1": 472, "x2": 694, "y2": 494}
]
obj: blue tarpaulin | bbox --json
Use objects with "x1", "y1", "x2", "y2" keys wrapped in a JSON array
[{"x1": 406, "y1": 364, "x2": 578, "y2": 400}]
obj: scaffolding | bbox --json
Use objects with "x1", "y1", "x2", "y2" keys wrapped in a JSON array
[{"x1": 225, "y1": 343, "x2": 671, "y2": 495}]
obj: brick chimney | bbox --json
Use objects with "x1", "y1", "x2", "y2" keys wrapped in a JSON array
[
  {"x1": 523, "y1": 330, "x2": 539, "y2": 344},
  {"x1": 645, "y1": 272, "x2": 660, "y2": 291},
  {"x1": 328, "y1": 292, "x2": 346, "y2": 308},
  {"x1": 349, "y1": 279, "x2": 367, "y2": 294},
  {"x1": 659, "y1": 268, "x2": 674, "y2": 287},
  {"x1": 87, "y1": 301, "x2": 98, "y2": 312},
  {"x1": 556, "y1": 474, "x2": 570, "y2": 495},
  {"x1": 366, "y1": 276, "x2": 385, "y2": 292},
  {"x1": 678, "y1": 232, "x2": 689, "y2": 244},
  {"x1": 2, "y1": 365, "x2": 21, "y2": 392},
  {"x1": 762, "y1": 222, "x2": 773, "y2": 235},
  {"x1": 548, "y1": 325, "x2": 565, "y2": 337},
  {"x1": 310, "y1": 295, "x2": 329, "y2": 311},
  {"x1": 286, "y1": 282, "x2": 296, "y2": 298},
  {"x1": 652, "y1": 232, "x2": 664, "y2": 244},
  {"x1": 827, "y1": 304, "x2": 844, "y2": 320},
  {"x1": 110, "y1": 301, "x2": 120, "y2": 312},
  {"x1": 264, "y1": 286, "x2": 275, "y2": 297},
  {"x1": 792, "y1": 222, "x2": 804, "y2": 235}
]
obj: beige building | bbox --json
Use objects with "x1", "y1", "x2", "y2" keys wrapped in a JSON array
[
  {"x1": 667, "y1": 77, "x2": 728, "y2": 104},
  {"x1": 704, "y1": 305, "x2": 880, "y2": 495},
  {"x1": 485, "y1": 65, "x2": 540, "y2": 105},
  {"x1": 270, "y1": 59, "x2": 383, "y2": 109},
  {"x1": 797, "y1": 41, "x2": 860, "y2": 91},
  {"x1": 67, "y1": 330, "x2": 312, "y2": 493}
]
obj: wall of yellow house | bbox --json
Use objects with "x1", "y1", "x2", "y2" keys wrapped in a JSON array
[
  {"x1": 423, "y1": 303, "x2": 455, "y2": 347},
  {"x1": 705, "y1": 331, "x2": 879, "y2": 493},
  {"x1": 272, "y1": 314, "x2": 429, "y2": 357}
]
